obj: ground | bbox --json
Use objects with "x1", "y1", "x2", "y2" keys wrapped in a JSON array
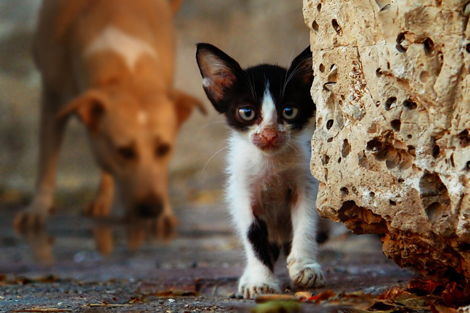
[{"x1": 0, "y1": 185, "x2": 414, "y2": 312}]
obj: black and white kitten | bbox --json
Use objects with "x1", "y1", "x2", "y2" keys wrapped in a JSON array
[{"x1": 196, "y1": 43, "x2": 325, "y2": 299}]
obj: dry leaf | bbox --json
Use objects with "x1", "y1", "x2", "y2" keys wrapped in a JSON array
[
  {"x1": 254, "y1": 294, "x2": 299, "y2": 303},
  {"x1": 294, "y1": 291, "x2": 311, "y2": 301}
]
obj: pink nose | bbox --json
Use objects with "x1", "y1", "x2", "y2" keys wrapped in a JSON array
[{"x1": 262, "y1": 128, "x2": 278, "y2": 143}]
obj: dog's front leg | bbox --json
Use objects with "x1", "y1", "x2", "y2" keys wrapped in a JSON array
[
  {"x1": 84, "y1": 171, "x2": 114, "y2": 217},
  {"x1": 14, "y1": 91, "x2": 69, "y2": 229},
  {"x1": 286, "y1": 179, "x2": 326, "y2": 289}
]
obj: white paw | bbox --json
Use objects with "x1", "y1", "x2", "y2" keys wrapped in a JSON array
[
  {"x1": 288, "y1": 260, "x2": 325, "y2": 288},
  {"x1": 238, "y1": 268, "x2": 281, "y2": 299}
]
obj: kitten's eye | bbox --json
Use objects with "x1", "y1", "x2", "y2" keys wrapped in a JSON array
[
  {"x1": 282, "y1": 106, "x2": 299, "y2": 120},
  {"x1": 238, "y1": 107, "x2": 256, "y2": 122}
]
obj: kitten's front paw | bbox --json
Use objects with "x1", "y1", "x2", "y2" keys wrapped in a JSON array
[
  {"x1": 238, "y1": 269, "x2": 281, "y2": 299},
  {"x1": 288, "y1": 260, "x2": 325, "y2": 288}
]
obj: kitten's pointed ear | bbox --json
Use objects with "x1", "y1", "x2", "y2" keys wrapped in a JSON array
[
  {"x1": 196, "y1": 43, "x2": 242, "y2": 113},
  {"x1": 287, "y1": 46, "x2": 314, "y2": 87}
]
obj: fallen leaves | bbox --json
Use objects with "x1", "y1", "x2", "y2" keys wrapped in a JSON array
[{"x1": 250, "y1": 278, "x2": 470, "y2": 312}]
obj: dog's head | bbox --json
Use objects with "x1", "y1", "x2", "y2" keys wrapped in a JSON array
[{"x1": 59, "y1": 86, "x2": 205, "y2": 218}]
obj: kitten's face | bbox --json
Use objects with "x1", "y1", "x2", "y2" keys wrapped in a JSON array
[{"x1": 196, "y1": 44, "x2": 315, "y2": 154}]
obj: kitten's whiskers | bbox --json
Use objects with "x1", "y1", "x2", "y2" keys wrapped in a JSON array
[{"x1": 199, "y1": 143, "x2": 229, "y2": 179}]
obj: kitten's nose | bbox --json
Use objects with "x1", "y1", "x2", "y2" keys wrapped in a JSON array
[{"x1": 262, "y1": 128, "x2": 278, "y2": 143}]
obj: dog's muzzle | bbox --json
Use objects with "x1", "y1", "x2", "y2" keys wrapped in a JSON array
[{"x1": 136, "y1": 195, "x2": 164, "y2": 218}]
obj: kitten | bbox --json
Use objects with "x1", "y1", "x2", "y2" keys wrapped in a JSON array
[{"x1": 196, "y1": 43, "x2": 325, "y2": 299}]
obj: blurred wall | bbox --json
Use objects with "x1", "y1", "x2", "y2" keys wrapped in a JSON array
[{"x1": 0, "y1": 0, "x2": 309, "y2": 197}]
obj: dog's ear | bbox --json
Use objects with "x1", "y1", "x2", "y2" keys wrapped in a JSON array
[
  {"x1": 171, "y1": 90, "x2": 207, "y2": 125},
  {"x1": 287, "y1": 46, "x2": 314, "y2": 87},
  {"x1": 57, "y1": 90, "x2": 108, "y2": 133},
  {"x1": 196, "y1": 43, "x2": 242, "y2": 113}
]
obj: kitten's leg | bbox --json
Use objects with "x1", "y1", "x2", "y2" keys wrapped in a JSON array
[
  {"x1": 229, "y1": 194, "x2": 281, "y2": 298},
  {"x1": 286, "y1": 180, "x2": 326, "y2": 288},
  {"x1": 238, "y1": 217, "x2": 282, "y2": 298}
]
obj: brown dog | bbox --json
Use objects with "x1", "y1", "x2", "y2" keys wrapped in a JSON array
[{"x1": 14, "y1": 0, "x2": 204, "y2": 231}]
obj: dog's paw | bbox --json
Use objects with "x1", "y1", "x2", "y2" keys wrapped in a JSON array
[
  {"x1": 84, "y1": 197, "x2": 112, "y2": 217},
  {"x1": 14, "y1": 208, "x2": 50, "y2": 231},
  {"x1": 287, "y1": 260, "x2": 325, "y2": 288},
  {"x1": 238, "y1": 268, "x2": 281, "y2": 299},
  {"x1": 154, "y1": 213, "x2": 178, "y2": 242}
]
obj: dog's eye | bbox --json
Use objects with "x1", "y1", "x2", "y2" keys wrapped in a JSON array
[
  {"x1": 156, "y1": 143, "x2": 171, "y2": 158},
  {"x1": 282, "y1": 106, "x2": 299, "y2": 120},
  {"x1": 238, "y1": 107, "x2": 256, "y2": 122},
  {"x1": 117, "y1": 146, "x2": 136, "y2": 160}
]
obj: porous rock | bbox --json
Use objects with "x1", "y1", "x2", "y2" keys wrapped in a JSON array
[{"x1": 303, "y1": 0, "x2": 470, "y2": 286}]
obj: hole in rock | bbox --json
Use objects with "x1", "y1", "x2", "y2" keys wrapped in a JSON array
[
  {"x1": 326, "y1": 119, "x2": 334, "y2": 130},
  {"x1": 459, "y1": 130, "x2": 470, "y2": 148},
  {"x1": 338, "y1": 157, "x2": 342, "y2": 163},
  {"x1": 396, "y1": 32, "x2": 408, "y2": 53},
  {"x1": 424, "y1": 38, "x2": 434, "y2": 55},
  {"x1": 385, "y1": 97, "x2": 397, "y2": 110},
  {"x1": 323, "y1": 82, "x2": 336, "y2": 91},
  {"x1": 407, "y1": 146, "x2": 416, "y2": 157},
  {"x1": 342, "y1": 139, "x2": 351, "y2": 158},
  {"x1": 376, "y1": 68, "x2": 383, "y2": 77},
  {"x1": 419, "y1": 171, "x2": 451, "y2": 218},
  {"x1": 327, "y1": 137, "x2": 333, "y2": 143},
  {"x1": 369, "y1": 192, "x2": 375, "y2": 198},
  {"x1": 386, "y1": 155, "x2": 401, "y2": 169},
  {"x1": 366, "y1": 139, "x2": 382, "y2": 151},
  {"x1": 426, "y1": 202, "x2": 443, "y2": 221},
  {"x1": 403, "y1": 99, "x2": 417, "y2": 110},
  {"x1": 319, "y1": 63, "x2": 325, "y2": 72},
  {"x1": 466, "y1": 43, "x2": 470, "y2": 53},
  {"x1": 450, "y1": 154, "x2": 455, "y2": 167},
  {"x1": 458, "y1": 242, "x2": 470, "y2": 252},
  {"x1": 375, "y1": 0, "x2": 391, "y2": 11},
  {"x1": 466, "y1": 161, "x2": 470, "y2": 171},
  {"x1": 391, "y1": 119, "x2": 401, "y2": 131},
  {"x1": 338, "y1": 201, "x2": 388, "y2": 234},
  {"x1": 398, "y1": 178, "x2": 405, "y2": 183},
  {"x1": 331, "y1": 19, "x2": 343, "y2": 35},
  {"x1": 438, "y1": 51, "x2": 444, "y2": 62},
  {"x1": 432, "y1": 145, "x2": 440, "y2": 158},
  {"x1": 407, "y1": 134, "x2": 413, "y2": 139},
  {"x1": 317, "y1": 3, "x2": 322, "y2": 11},
  {"x1": 312, "y1": 20, "x2": 319, "y2": 32},
  {"x1": 420, "y1": 71, "x2": 430, "y2": 83},
  {"x1": 389, "y1": 200, "x2": 396, "y2": 206},
  {"x1": 340, "y1": 187, "x2": 349, "y2": 195}
]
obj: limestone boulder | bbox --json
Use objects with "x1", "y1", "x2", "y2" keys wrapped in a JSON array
[{"x1": 303, "y1": 0, "x2": 470, "y2": 286}]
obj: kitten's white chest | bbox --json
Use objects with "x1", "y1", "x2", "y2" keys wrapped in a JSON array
[{"x1": 227, "y1": 133, "x2": 307, "y2": 243}]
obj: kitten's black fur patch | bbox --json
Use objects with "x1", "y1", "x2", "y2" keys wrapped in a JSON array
[
  {"x1": 196, "y1": 43, "x2": 315, "y2": 132},
  {"x1": 247, "y1": 218, "x2": 280, "y2": 272}
]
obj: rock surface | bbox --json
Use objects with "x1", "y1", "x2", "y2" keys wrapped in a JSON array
[{"x1": 303, "y1": 0, "x2": 470, "y2": 287}]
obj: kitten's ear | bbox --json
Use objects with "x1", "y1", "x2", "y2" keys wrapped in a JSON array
[
  {"x1": 196, "y1": 43, "x2": 242, "y2": 113},
  {"x1": 287, "y1": 46, "x2": 314, "y2": 87}
]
